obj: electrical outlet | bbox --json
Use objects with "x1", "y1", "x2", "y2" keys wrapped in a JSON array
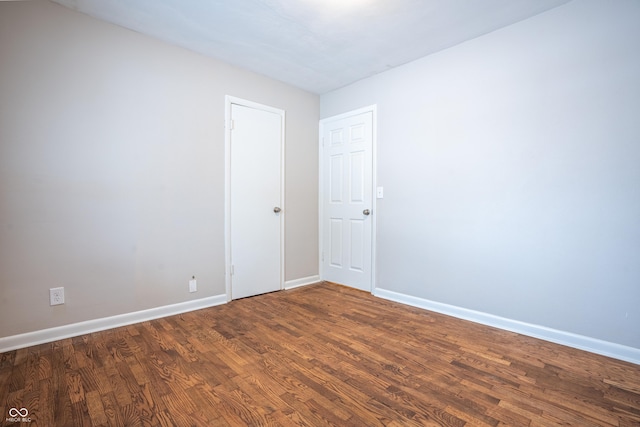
[
  {"x1": 50, "y1": 287, "x2": 65, "y2": 306},
  {"x1": 189, "y1": 276, "x2": 197, "y2": 293}
]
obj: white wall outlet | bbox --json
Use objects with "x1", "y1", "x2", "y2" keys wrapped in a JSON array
[
  {"x1": 189, "y1": 276, "x2": 197, "y2": 293},
  {"x1": 50, "y1": 287, "x2": 65, "y2": 306}
]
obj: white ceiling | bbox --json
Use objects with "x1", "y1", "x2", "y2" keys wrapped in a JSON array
[{"x1": 52, "y1": 0, "x2": 571, "y2": 94}]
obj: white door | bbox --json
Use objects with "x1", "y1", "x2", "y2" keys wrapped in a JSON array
[
  {"x1": 228, "y1": 100, "x2": 284, "y2": 299},
  {"x1": 321, "y1": 110, "x2": 373, "y2": 291}
]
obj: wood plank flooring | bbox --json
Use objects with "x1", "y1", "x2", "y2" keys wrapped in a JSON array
[{"x1": 1, "y1": 282, "x2": 639, "y2": 426}]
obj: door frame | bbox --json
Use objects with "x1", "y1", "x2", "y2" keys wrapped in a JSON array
[
  {"x1": 225, "y1": 95, "x2": 285, "y2": 301},
  {"x1": 318, "y1": 105, "x2": 377, "y2": 293}
]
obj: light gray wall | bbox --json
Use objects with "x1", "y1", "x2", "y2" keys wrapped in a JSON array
[
  {"x1": 0, "y1": 0, "x2": 319, "y2": 338},
  {"x1": 321, "y1": 0, "x2": 640, "y2": 348}
]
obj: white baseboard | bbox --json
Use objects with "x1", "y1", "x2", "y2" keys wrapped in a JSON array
[
  {"x1": 285, "y1": 275, "x2": 321, "y2": 290},
  {"x1": 0, "y1": 294, "x2": 227, "y2": 353},
  {"x1": 373, "y1": 288, "x2": 640, "y2": 365}
]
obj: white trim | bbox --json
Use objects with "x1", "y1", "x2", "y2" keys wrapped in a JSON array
[
  {"x1": 0, "y1": 295, "x2": 227, "y2": 353},
  {"x1": 370, "y1": 106, "x2": 378, "y2": 294},
  {"x1": 225, "y1": 96, "x2": 286, "y2": 301},
  {"x1": 318, "y1": 119, "x2": 323, "y2": 283},
  {"x1": 319, "y1": 105, "x2": 378, "y2": 293},
  {"x1": 285, "y1": 275, "x2": 321, "y2": 290},
  {"x1": 224, "y1": 97, "x2": 233, "y2": 301},
  {"x1": 373, "y1": 287, "x2": 640, "y2": 365}
]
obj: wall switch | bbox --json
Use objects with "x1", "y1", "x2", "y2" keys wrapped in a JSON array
[
  {"x1": 376, "y1": 186, "x2": 384, "y2": 199},
  {"x1": 50, "y1": 287, "x2": 65, "y2": 306},
  {"x1": 189, "y1": 277, "x2": 197, "y2": 293}
]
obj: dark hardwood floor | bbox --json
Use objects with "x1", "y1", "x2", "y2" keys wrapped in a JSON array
[{"x1": 1, "y1": 282, "x2": 639, "y2": 426}]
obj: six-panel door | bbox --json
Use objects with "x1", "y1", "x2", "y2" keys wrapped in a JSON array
[{"x1": 322, "y1": 111, "x2": 373, "y2": 291}]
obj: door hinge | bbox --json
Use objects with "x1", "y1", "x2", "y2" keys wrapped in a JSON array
[
  {"x1": 229, "y1": 119, "x2": 235, "y2": 130},
  {"x1": 230, "y1": 265, "x2": 235, "y2": 276}
]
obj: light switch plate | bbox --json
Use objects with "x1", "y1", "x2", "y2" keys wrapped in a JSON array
[{"x1": 376, "y1": 186, "x2": 384, "y2": 199}]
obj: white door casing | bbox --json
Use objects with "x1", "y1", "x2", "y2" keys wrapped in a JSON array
[
  {"x1": 320, "y1": 107, "x2": 376, "y2": 292},
  {"x1": 225, "y1": 97, "x2": 284, "y2": 300}
]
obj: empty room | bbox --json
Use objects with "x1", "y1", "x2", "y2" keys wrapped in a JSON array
[{"x1": 1, "y1": 0, "x2": 639, "y2": 425}]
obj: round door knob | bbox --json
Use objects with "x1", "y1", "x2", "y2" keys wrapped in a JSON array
[
  {"x1": 273, "y1": 207, "x2": 281, "y2": 213},
  {"x1": 363, "y1": 209, "x2": 370, "y2": 216}
]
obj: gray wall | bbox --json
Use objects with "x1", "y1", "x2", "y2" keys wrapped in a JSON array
[
  {"x1": 0, "y1": 0, "x2": 319, "y2": 338},
  {"x1": 321, "y1": 0, "x2": 640, "y2": 348}
]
